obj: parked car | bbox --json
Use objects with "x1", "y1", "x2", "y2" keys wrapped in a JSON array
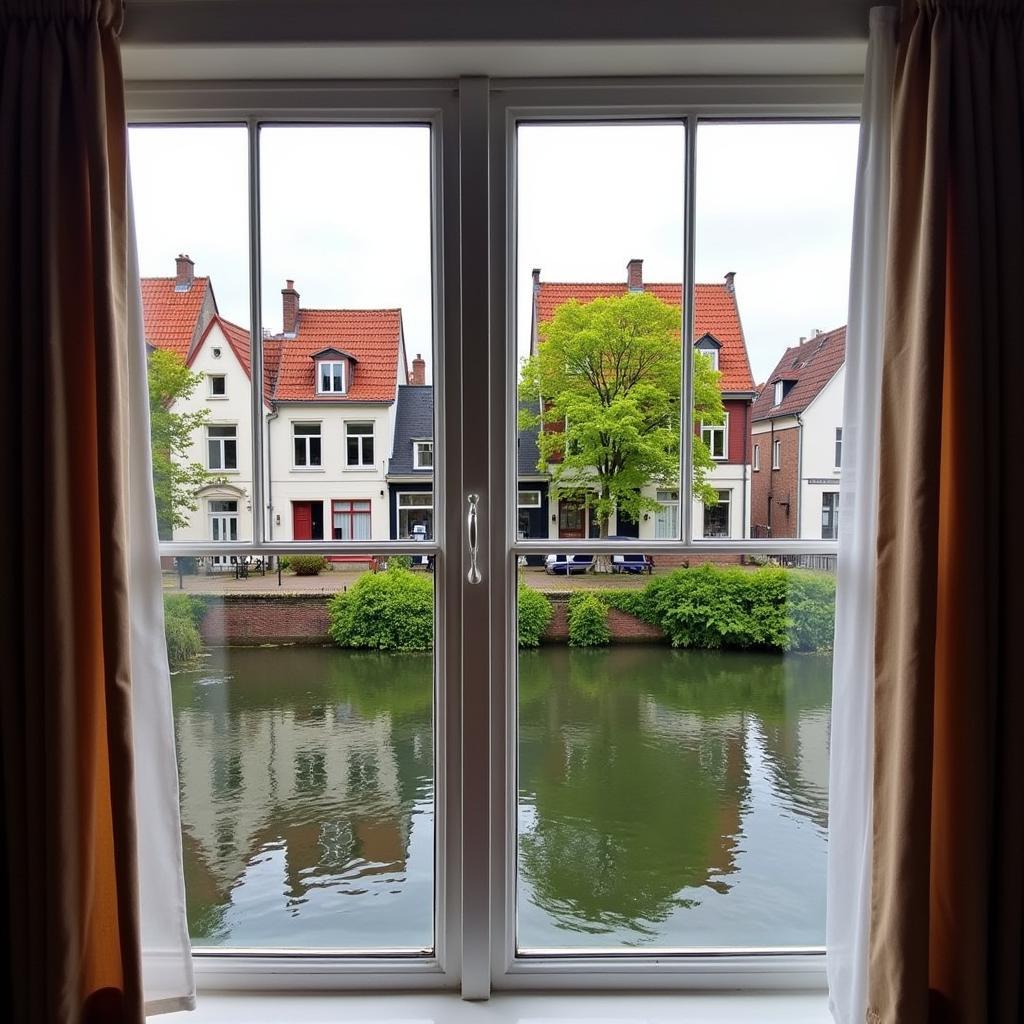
[
  {"x1": 544, "y1": 553, "x2": 595, "y2": 575},
  {"x1": 607, "y1": 536, "x2": 654, "y2": 575}
]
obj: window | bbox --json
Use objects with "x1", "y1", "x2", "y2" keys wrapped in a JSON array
[
  {"x1": 773, "y1": 438, "x2": 782, "y2": 469},
  {"x1": 345, "y1": 421, "x2": 375, "y2": 468},
  {"x1": 332, "y1": 499, "x2": 372, "y2": 540},
  {"x1": 208, "y1": 374, "x2": 226, "y2": 397},
  {"x1": 318, "y1": 359, "x2": 346, "y2": 394},
  {"x1": 703, "y1": 489, "x2": 731, "y2": 538},
  {"x1": 822, "y1": 491, "x2": 840, "y2": 540},
  {"x1": 292, "y1": 422, "x2": 321, "y2": 468},
  {"x1": 413, "y1": 440, "x2": 433, "y2": 469},
  {"x1": 696, "y1": 341, "x2": 720, "y2": 371},
  {"x1": 517, "y1": 490, "x2": 541, "y2": 508},
  {"x1": 701, "y1": 414, "x2": 729, "y2": 460},
  {"x1": 397, "y1": 491, "x2": 432, "y2": 539},
  {"x1": 655, "y1": 488, "x2": 679, "y2": 539},
  {"x1": 206, "y1": 424, "x2": 237, "y2": 470},
  {"x1": 774, "y1": 380, "x2": 784, "y2": 405},
  {"x1": 835, "y1": 427, "x2": 843, "y2": 469},
  {"x1": 753, "y1": 443, "x2": 760, "y2": 471},
  {"x1": 209, "y1": 499, "x2": 238, "y2": 542}
]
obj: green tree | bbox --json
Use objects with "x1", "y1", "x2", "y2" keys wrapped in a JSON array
[
  {"x1": 519, "y1": 292, "x2": 724, "y2": 552},
  {"x1": 148, "y1": 348, "x2": 210, "y2": 537}
]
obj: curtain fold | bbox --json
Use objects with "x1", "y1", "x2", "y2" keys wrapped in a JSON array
[
  {"x1": 0, "y1": 1, "x2": 193, "y2": 1019},
  {"x1": 870, "y1": 1, "x2": 1024, "y2": 1021},
  {"x1": 826, "y1": 9, "x2": 897, "y2": 1024}
]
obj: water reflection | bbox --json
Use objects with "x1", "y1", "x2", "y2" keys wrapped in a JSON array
[{"x1": 171, "y1": 644, "x2": 830, "y2": 951}]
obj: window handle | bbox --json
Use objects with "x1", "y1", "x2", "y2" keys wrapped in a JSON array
[{"x1": 466, "y1": 493, "x2": 482, "y2": 585}]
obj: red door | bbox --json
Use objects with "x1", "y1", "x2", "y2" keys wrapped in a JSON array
[
  {"x1": 293, "y1": 501, "x2": 313, "y2": 541},
  {"x1": 558, "y1": 499, "x2": 586, "y2": 539}
]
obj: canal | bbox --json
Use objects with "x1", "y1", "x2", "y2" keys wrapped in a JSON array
[{"x1": 172, "y1": 644, "x2": 830, "y2": 951}]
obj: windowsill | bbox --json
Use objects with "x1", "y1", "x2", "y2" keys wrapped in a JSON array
[
  {"x1": 207, "y1": 396, "x2": 228, "y2": 401},
  {"x1": 209, "y1": 469, "x2": 240, "y2": 475},
  {"x1": 344, "y1": 466, "x2": 376, "y2": 472},
  {"x1": 160, "y1": 990, "x2": 831, "y2": 1023},
  {"x1": 291, "y1": 467, "x2": 326, "y2": 472}
]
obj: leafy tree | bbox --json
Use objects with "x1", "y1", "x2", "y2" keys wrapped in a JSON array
[
  {"x1": 519, "y1": 292, "x2": 724, "y2": 551},
  {"x1": 148, "y1": 348, "x2": 210, "y2": 537}
]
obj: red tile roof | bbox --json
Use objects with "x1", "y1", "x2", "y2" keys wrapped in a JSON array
[
  {"x1": 270, "y1": 308, "x2": 404, "y2": 402},
  {"x1": 751, "y1": 325, "x2": 846, "y2": 421},
  {"x1": 535, "y1": 281, "x2": 755, "y2": 392},
  {"x1": 140, "y1": 276, "x2": 212, "y2": 360}
]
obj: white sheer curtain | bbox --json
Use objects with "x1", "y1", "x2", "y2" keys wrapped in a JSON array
[
  {"x1": 826, "y1": 8, "x2": 897, "y2": 1023},
  {"x1": 126, "y1": 174, "x2": 197, "y2": 1015}
]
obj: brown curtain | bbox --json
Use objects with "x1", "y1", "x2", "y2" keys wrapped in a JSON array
[
  {"x1": 0, "y1": 2, "x2": 143, "y2": 1022},
  {"x1": 871, "y1": 1, "x2": 1024, "y2": 1022}
]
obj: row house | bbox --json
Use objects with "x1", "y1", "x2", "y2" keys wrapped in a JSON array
[
  {"x1": 749, "y1": 326, "x2": 846, "y2": 540},
  {"x1": 526, "y1": 260, "x2": 757, "y2": 542},
  {"x1": 143, "y1": 255, "x2": 415, "y2": 555}
]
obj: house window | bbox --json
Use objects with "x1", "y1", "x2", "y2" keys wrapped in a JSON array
[
  {"x1": 753, "y1": 443, "x2": 760, "y2": 471},
  {"x1": 293, "y1": 422, "x2": 322, "y2": 468},
  {"x1": 397, "y1": 491, "x2": 433, "y2": 539},
  {"x1": 318, "y1": 359, "x2": 346, "y2": 394},
  {"x1": 774, "y1": 380, "x2": 784, "y2": 406},
  {"x1": 703, "y1": 489, "x2": 732, "y2": 538},
  {"x1": 208, "y1": 499, "x2": 238, "y2": 543},
  {"x1": 346, "y1": 422, "x2": 375, "y2": 468},
  {"x1": 655, "y1": 488, "x2": 679, "y2": 540},
  {"x1": 822, "y1": 491, "x2": 840, "y2": 540},
  {"x1": 332, "y1": 499, "x2": 372, "y2": 540},
  {"x1": 701, "y1": 413, "x2": 729, "y2": 460},
  {"x1": 696, "y1": 344, "x2": 720, "y2": 371},
  {"x1": 413, "y1": 440, "x2": 433, "y2": 469},
  {"x1": 835, "y1": 427, "x2": 843, "y2": 469},
  {"x1": 772, "y1": 438, "x2": 782, "y2": 469},
  {"x1": 206, "y1": 424, "x2": 237, "y2": 470},
  {"x1": 208, "y1": 374, "x2": 226, "y2": 397},
  {"x1": 517, "y1": 490, "x2": 541, "y2": 508}
]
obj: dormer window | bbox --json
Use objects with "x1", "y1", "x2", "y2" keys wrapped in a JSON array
[
  {"x1": 413, "y1": 440, "x2": 433, "y2": 469},
  {"x1": 774, "y1": 380, "x2": 784, "y2": 406},
  {"x1": 318, "y1": 359, "x2": 346, "y2": 394},
  {"x1": 695, "y1": 336, "x2": 721, "y2": 372}
]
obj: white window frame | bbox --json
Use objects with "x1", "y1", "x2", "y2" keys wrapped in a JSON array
[
  {"x1": 516, "y1": 489, "x2": 541, "y2": 508},
  {"x1": 206, "y1": 423, "x2": 237, "y2": 471},
  {"x1": 835, "y1": 426, "x2": 843, "y2": 470},
  {"x1": 292, "y1": 421, "x2": 323, "y2": 470},
  {"x1": 397, "y1": 489, "x2": 434, "y2": 540},
  {"x1": 701, "y1": 412, "x2": 729, "y2": 460},
  {"x1": 702, "y1": 488, "x2": 732, "y2": 539},
  {"x1": 773, "y1": 438, "x2": 782, "y2": 470},
  {"x1": 696, "y1": 343, "x2": 720, "y2": 371},
  {"x1": 774, "y1": 380, "x2": 784, "y2": 405},
  {"x1": 413, "y1": 439, "x2": 434, "y2": 469},
  {"x1": 654, "y1": 488, "x2": 680, "y2": 540},
  {"x1": 207, "y1": 373, "x2": 227, "y2": 398},
  {"x1": 135, "y1": 75, "x2": 855, "y2": 999},
  {"x1": 345, "y1": 420, "x2": 375, "y2": 468},
  {"x1": 753, "y1": 442, "x2": 760, "y2": 471},
  {"x1": 317, "y1": 358, "x2": 346, "y2": 394}
]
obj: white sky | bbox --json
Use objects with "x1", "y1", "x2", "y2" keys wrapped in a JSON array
[{"x1": 129, "y1": 120, "x2": 858, "y2": 386}]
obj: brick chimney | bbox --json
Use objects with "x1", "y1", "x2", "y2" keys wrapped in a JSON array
[
  {"x1": 724, "y1": 271, "x2": 736, "y2": 294},
  {"x1": 626, "y1": 259, "x2": 643, "y2": 292},
  {"x1": 175, "y1": 254, "x2": 194, "y2": 291},
  {"x1": 281, "y1": 279, "x2": 300, "y2": 335},
  {"x1": 410, "y1": 353, "x2": 426, "y2": 386}
]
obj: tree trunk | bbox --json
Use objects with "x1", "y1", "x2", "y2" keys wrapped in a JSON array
[{"x1": 594, "y1": 511, "x2": 613, "y2": 573}]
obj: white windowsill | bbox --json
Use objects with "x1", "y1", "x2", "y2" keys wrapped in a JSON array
[{"x1": 160, "y1": 990, "x2": 831, "y2": 1023}]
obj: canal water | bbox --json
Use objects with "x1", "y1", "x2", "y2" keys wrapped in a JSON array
[{"x1": 172, "y1": 644, "x2": 830, "y2": 952}]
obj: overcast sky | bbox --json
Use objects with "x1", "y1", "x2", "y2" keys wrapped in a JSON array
[{"x1": 129, "y1": 120, "x2": 858, "y2": 385}]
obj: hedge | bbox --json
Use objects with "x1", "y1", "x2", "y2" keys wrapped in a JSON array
[
  {"x1": 329, "y1": 564, "x2": 433, "y2": 651},
  {"x1": 567, "y1": 593, "x2": 610, "y2": 647},
  {"x1": 164, "y1": 593, "x2": 206, "y2": 667},
  {"x1": 518, "y1": 583, "x2": 553, "y2": 647}
]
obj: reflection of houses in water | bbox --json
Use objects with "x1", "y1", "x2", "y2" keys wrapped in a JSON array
[
  {"x1": 758, "y1": 706, "x2": 831, "y2": 830},
  {"x1": 175, "y1": 693, "x2": 409, "y2": 920}
]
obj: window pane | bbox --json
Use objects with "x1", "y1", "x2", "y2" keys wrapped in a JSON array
[
  {"x1": 260, "y1": 125, "x2": 433, "y2": 544},
  {"x1": 695, "y1": 122, "x2": 857, "y2": 540},
  {"x1": 131, "y1": 124, "x2": 252, "y2": 547},
  {"x1": 516, "y1": 553, "x2": 836, "y2": 949}
]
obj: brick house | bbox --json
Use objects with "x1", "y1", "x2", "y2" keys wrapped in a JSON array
[
  {"x1": 749, "y1": 326, "x2": 846, "y2": 539},
  {"x1": 529, "y1": 260, "x2": 757, "y2": 541}
]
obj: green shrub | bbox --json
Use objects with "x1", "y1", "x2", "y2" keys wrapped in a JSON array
[
  {"x1": 164, "y1": 593, "x2": 206, "y2": 625},
  {"x1": 277, "y1": 556, "x2": 290, "y2": 571},
  {"x1": 289, "y1": 554, "x2": 329, "y2": 576},
  {"x1": 328, "y1": 565, "x2": 434, "y2": 651},
  {"x1": 385, "y1": 554, "x2": 413, "y2": 570},
  {"x1": 518, "y1": 583, "x2": 553, "y2": 647},
  {"x1": 785, "y1": 572, "x2": 837, "y2": 653},
  {"x1": 567, "y1": 593, "x2": 610, "y2": 647},
  {"x1": 163, "y1": 593, "x2": 205, "y2": 667}
]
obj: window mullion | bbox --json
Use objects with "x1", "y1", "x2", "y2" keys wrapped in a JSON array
[
  {"x1": 680, "y1": 115, "x2": 697, "y2": 543},
  {"x1": 247, "y1": 117, "x2": 266, "y2": 544}
]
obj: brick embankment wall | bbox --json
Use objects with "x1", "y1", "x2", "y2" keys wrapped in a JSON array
[
  {"x1": 200, "y1": 594, "x2": 332, "y2": 646},
  {"x1": 543, "y1": 595, "x2": 665, "y2": 643}
]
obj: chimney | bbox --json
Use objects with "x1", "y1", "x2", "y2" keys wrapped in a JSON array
[
  {"x1": 626, "y1": 259, "x2": 643, "y2": 292},
  {"x1": 281, "y1": 279, "x2": 299, "y2": 335},
  {"x1": 724, "y1": 271, "x2": 736, "y2": 294},
  {"x1": 175, "y1": 254, "x2": 194, "y2": 291},
  {"x1": 411, "y1": 353, "x2": 426, "y2": 386}
]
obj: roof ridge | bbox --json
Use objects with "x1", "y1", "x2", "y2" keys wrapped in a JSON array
[
  {"x1": 298, "y1": 306, "x2": 401, "y2": 314},
  {"x1": 538, "y1": 280, "x2": 728, "y2": 288}
]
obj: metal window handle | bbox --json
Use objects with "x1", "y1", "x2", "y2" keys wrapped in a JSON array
[{"x1": 466, "y1": 493, "x2": 482, "y2": 584}]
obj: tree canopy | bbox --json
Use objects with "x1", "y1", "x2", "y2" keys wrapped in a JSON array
[
  {"x1": 518, "y1": 291, "x2": 725, "y2": 540},
  {"x1": 148, "y1": 348, "x2": 211, "y2": 537}
]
